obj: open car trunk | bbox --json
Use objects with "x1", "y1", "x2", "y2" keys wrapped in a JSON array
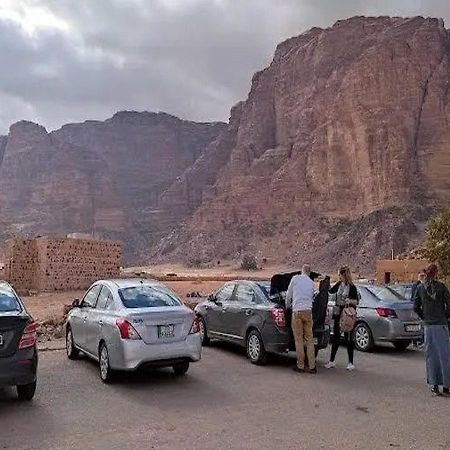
[{"x1": 269, "y1": 271, "x2": 330, "y2": 351}]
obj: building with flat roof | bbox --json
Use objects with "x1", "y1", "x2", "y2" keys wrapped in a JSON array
[{"x1": 2, "y1": 236, "x2": 122, "y2": 294}]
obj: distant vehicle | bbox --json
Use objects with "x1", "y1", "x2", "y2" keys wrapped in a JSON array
[
  {"x1": 194, "y1": 275, "x2": 330, "y2": 365},
  {"x1": 329, "y1": 283, "x2": 422, "y2": 352},
  {"x1": 0, "y1": 282, "x2": 38, "y2": 401},
  {"x1": 389, "y1": 283, "x2": 414, "y2": 301},
  {"x1": 65, "y1": 279, "x2": 201, "y2": 382}
]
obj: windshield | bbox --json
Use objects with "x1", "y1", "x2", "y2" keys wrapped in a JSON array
[
  {"x1": 365, "y1": 285, "x2": 407, "y2": 302},
  {"x1": 0, "y1": 285, "x2": 21, "y2": 312},
  {"x1": 118, "y1": 285, "x2": 182, "y2": 308}
]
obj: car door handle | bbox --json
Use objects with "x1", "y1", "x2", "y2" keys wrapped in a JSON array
[
  {"x1": 98, "y1": 320, "x2": 104, "y2": 327},
  {"x1": 245, "y1": 309, "x2": 253, "y2": 316}
]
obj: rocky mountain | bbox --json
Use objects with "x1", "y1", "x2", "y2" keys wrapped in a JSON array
[
  {"x1": 152, "y1": 16, "x2": 450, "y2": 272},
  {"x1": 0, "y1": 113, "x2": 225, "y2": 261}
]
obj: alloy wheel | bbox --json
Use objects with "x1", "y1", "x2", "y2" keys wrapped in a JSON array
[
  {"x1": 248, "y1": 334, "x2": 261, "y2": 361},
  {"x1": 66, "y1": 329, "x2": 73, "y2": 357},
  {"x1": 355, "y1": 326, "x2": 369, "y2": 350},
  {"x1": 100, "y1": 346, "x2": 109, "y2": 380}
]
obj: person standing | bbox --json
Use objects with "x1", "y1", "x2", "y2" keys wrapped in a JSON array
[
  {"x1": 286, "y1": 264, "x2": 316, "y2": 374},
  {"x1": 411, "y1": 270, "x2": 426, "y2": 348},
  {"x1": 413, "y1": 263, "x2": 450, "y2": 396},
  {"x1": 325, "y1": 266, "x2": 359, "y2": 371}
]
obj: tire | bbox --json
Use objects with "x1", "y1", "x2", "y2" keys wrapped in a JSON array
[
  {"x1": 66, "y1": 326, "x2": 80, "y2": 360},
  {"x1": 246, "y1": 329, "x2": 268, "y2": 365},
  {"x1": 173, "y1": 361, "x2": 190, "y2": 376},
  {"x1": 198, "y1": 317, "x2": 210, "y2": 346},
  {"x1": 17, "y1": 381, "x2": 36, "y2": 401},
  {"x1": 353, "y1": 322, "x2": 374, "y2": 352},
  {"x1": 99, "y1": 343, "x2": 114, "y2": 383},
  {"x1": 393, "y1": 340, "x2": 411, "y2": 351}
]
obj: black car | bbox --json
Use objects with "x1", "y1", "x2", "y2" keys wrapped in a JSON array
[
  {"x1": 0, "y1": 282, "x2": 38, "y2": 401},
  {"x1": 194, "y1": 273, "x2": 330, "y2": 365}
]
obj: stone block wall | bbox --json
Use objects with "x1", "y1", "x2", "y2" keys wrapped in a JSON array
[
  {"x1": 3, "y1": 236, "x2": 122, "y2": 294},
  {"x1": 5, "y1": 239, "x2": 38, "y2": 293}
]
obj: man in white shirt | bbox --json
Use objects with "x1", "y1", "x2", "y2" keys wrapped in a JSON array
[{"x1": 286, "y1": 264, "x2": 316, "y2": 373}]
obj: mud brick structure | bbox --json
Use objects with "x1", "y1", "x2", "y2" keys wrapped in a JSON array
[
  {"x1": 376, "y1": 259, "x2": 429, "y2": 285},
  {"x1": 3, "y1": 237, "x2": 122, "y2": 294}
]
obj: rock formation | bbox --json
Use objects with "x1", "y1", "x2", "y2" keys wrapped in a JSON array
[
  {"x1": 153, "y1": 16, "x2": 450, "y2": 272},
  {"x1": 0, "y1": 113, "x2": 225, "y2": 261},
  {"x1": 2, "y1": 16, "x2": 450, "y2": 271}
]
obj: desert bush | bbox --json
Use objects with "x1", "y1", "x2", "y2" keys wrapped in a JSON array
[{"x1": 241, "y1": 254, "x2": 257, "y2": 271}]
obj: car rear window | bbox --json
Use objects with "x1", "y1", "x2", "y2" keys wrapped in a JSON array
[
  {"x1": 365, "y1": 286, "x2": 406, "y2": 302},
  {"x1": 0, "y1": 285, "x2": 21, "y2": 312},
  {"x1": 256, "y1": 282, "x2": 271, "y2": 297},
  {"x1": 118, "y1": 286, "x2": 182, "y2": 308}
]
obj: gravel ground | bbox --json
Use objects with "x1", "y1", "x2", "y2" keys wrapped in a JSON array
[{"x1": 1, "y1": 343, "x2": 449, "y2": 450}]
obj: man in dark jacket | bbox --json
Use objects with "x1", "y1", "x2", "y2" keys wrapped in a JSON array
[{"x1": 413, "y1": 264, "x2": 450, "y2": 396}]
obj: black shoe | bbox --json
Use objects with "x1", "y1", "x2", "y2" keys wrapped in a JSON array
[
  {"x1": 292, "y1": 367, "x2": 305, "y2": 373},
  {"x1": 442, "y1": 388, "x2": 450, "y2": 397},
  {"x1": 431, "y1": 386, "x2": 441, "y2": 396},
  {"x1": 308, "y1": 367, "x2": 317, "y2": 374}
]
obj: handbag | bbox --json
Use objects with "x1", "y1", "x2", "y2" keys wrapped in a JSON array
[{"x1": 340, "y1": 306, "x2": 357, "y2": 333}]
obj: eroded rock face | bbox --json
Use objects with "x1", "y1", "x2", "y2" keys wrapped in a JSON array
[
  {"x1": 153, "y1": 16, "x2": 450, "y2": 272},
  {"x1": 0, "y1": 113, "x2": 225, "y2": 262}
]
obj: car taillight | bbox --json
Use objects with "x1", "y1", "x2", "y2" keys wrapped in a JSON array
[
  {"x1": 18, "y1": 321, "x2": 37, "y2": 350},
  {"x1": 271, "y1": 308, "x2": 286, "y2": 327},
  {"x1": 376, "y1": 308, "x2": 397, "y2": 318},
  {"x1": 189, "y1": 316, "x2": 200, "y2": 334},
  {"x1": 116, "y1": 319, "x2": 142, "y2": 340}
]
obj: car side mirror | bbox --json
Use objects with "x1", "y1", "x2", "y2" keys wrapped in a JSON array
[{"x1": 72, "y1": 298, "x2": 80, "y2": 308}]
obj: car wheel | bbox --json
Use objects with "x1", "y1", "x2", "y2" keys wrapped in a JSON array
[
  {"x1": 173, "y1": 361, "x2": 190, "y2": 376},
  {"x1": 198, "y1": 317, "x2": 210, "y2": 346},
  {"x1": 393, "y1": 340, "x2": 411, "y2": 351},
  {"x1": 66, "y1": 326, "x2": 79, "y2": 360},
  {"x1": 246, "y1": 329, "x2": 268, "y2": 365},
  {"x1": 99, "y1": 343, "x2": 114, "y2": 383},
  {"x1": 17, "y1": 381, "x2": 36, "y2": 401},
  {"x1": 353, "y1": 322, "x2": 374, "y2": 352}
]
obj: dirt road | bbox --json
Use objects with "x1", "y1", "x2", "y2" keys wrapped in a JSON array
[{"x1": 1, "y1": 344, "x2": 449, "y2": 450}]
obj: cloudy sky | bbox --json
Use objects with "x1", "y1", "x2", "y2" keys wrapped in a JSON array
[{"x1": 0, "y1": 0, "x2": 449, "y2": 134}]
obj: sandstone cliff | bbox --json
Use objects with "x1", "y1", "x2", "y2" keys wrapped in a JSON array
[
  {"x1": 153, "y1": 16, "x2": 450, "y2": 272},
  {"x1": 0, "y1": 113, "x2": 225, "y2": 261}
]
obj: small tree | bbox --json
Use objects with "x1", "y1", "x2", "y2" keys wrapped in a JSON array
[{"x1": 421, "y1": 207, "x2": 450, "y2": 278}]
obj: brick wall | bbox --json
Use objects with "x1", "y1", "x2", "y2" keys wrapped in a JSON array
[
  {"x1": 3, "y1": 237, "x2": 122, "y2": 294},
  {"x1": 6, "y1": 239, "x2": 39, "y2": 293}
]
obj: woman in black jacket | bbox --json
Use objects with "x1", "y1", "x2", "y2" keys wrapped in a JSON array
[{"x1": 324, "y1": 266, "x2": 359, "y2": 371}]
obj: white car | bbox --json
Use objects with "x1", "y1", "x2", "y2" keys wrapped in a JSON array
[{"x1": 65, "y1": 279, "x2": 201, "y2": 382}]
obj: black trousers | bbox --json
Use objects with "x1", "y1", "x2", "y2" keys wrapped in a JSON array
[{"x1": 330, "y1": 317, "x2": 354, "y2": 364}]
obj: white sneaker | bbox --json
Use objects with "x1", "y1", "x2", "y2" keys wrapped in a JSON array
[
  {"x1": 346, "y1": 363, "x2": 355, "y2": 371},
  {"x1": 324, "y1": 361, "x2": 336, "y2": 369}
]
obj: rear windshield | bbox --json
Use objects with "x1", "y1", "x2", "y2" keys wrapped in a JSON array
[
  {"x1": 0, "y1": 285, "x2": 21, "y2": 312},
  {"x1": 118, "y1": 285, "x2": 182, "y2": 308},
  {"x1": 256, "y1": 282, "x2": 271, "y2": 297},
  {"x1": 365, "y1": 286, "x2": 406, "y2": 302}
]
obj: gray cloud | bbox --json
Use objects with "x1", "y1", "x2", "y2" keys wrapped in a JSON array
[{"x1": 0, "y1": 0, "x2": 449, "y2": 133}]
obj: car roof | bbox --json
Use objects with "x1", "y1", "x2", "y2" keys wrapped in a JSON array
[{"x1": 96, "y1": 278, "x2": 162, "y2": 290}]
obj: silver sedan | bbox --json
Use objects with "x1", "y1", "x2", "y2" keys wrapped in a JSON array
[
  {"x1": 329, "y1": 283, "x2": 422, "y2": 352},
  {"x1": 65, "y1": 279, "x2": 202, "y2": 382}
]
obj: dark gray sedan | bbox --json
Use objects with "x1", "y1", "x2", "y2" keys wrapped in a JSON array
[
  {"x1": 194, "y1": 280, "x2": 329, "y2": 365},
  {"x1": 329, "y1": 283, "x2": 422, "y2": 352}
]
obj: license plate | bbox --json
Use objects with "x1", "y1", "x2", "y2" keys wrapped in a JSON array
[
  {"x1": 0, "y1": 334, "x2": 3, "y2": 346},
  {"x1": 405, "y1": 324, "x2": 421, "y2": 332},
  {"x1": 158, "y1": 324, "x2": 174, "y2": 338}
]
